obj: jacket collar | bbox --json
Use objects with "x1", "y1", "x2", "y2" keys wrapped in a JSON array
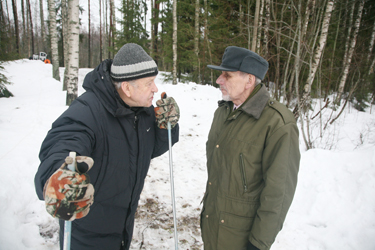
[
  {"x1": 219, "y1": 84, "x2": 270, "y2": 120},
  {"x1": 241, "y1": 84, "x2": 270, "y2": 119}
]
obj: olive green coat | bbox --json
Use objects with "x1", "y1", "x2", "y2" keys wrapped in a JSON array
[{"x1": 201, "y1": 85, "x2": 300, "y2": 250}]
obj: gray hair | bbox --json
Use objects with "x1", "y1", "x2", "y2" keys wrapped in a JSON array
[
  {"x1": 240, "y1": 72, "x2": 262, "y2": 85},
  {"x1": 112, "y1": 79, "x2": 138, "y2": 89}
]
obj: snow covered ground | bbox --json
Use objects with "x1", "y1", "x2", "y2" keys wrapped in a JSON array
[{"x1": 0, "y1": 59, "x2": 374, "y2": 250}]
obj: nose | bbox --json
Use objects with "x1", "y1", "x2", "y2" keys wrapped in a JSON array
[
  {"x1": 152, "y1": 81, "x2": 158, "y2": 93},
  {"x1": 216, "y1": 73, "x2": 225, "y2": 85}
]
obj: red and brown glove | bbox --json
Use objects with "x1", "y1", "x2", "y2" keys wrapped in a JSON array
[
  {"x1": 43, "y1": 155, "x2": 94, "y2": 221},
  {"x1": 154, "y1": 92, "x2": 180, "y2": 129}
]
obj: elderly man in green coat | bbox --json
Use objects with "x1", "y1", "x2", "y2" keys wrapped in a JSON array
[{"x1": 200, "y1": 46, "x2": 300, "y2": 250}]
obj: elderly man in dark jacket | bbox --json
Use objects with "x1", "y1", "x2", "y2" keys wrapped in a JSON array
[
  {"x1": 200, "y1": 46, "x2": 300, "y2": 250},
  {"x1": 34, "y1": 43, "x2": 179, "y2": 250}
]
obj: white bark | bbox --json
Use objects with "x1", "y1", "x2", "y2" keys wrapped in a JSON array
[
  {"x1": 62, "y1": 0, "x2": 69, "y2": 90},
  {"x1": 303, "y1": 0, "x2": 334, "y2": 94},
  {"x1": 342, "y1": 0, "x2": 355, "y2": 68},
  {"x1": 336, "y1": 1, "x2": 364, "y2": 104},
  {"x1": 256, "y1": 0, "x2": 264, "y2": 52},
  {"x1": 367, "y1": 19, "x2": 375, "y2": 62},
  {"x1": 263, "y1": 0, "x2": 269, "y2": 56},
  {"x1": 194, "y1": 0, "x2": 200, "y2": 84},
  {"x1": 48, "y1": 0, "x2": 60, "y2": 81},
  {"x1": 252, "y1": 0, "x2": 260, "y2": 52},
  {"x1": 66, "y1": 0, "x2": 80, "y2": 105},
  {"x1": 172, "y1": 0, "x2": 177, "y2": 85},
  {"x1": 39, "y1": 0, "x2": 45, "y2": 51}
]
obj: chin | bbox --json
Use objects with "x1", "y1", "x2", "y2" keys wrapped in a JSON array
[{"x1": 222, "y1": 95, "x2": 231, "y2": 101}]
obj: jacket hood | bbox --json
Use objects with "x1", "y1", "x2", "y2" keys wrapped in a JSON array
[{"x1": 82, "y1": 59, "x2": 152, "y2": 117}]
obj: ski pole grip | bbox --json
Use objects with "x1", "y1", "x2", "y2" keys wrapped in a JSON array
[{"x1": 67, "y1": 152, "x2": 76, "y2": 172}]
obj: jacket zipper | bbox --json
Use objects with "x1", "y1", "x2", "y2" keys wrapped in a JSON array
[{"x1": 239, "y1": 153, "x2": 248, "y2": 192}]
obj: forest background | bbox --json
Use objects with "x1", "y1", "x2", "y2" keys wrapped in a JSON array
[{"x1": 1, "y1": 0, "x2": 375, "y2": 150}]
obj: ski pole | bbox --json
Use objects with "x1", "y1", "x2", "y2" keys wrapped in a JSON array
[
  {"x1": 167, "y1": 120, "x2": 178, "y2": 250},
  {"x1": 63, "y1": 151, "x2": 76, "y2": 250},
  {"x1": 161, "y1": 92, "x2": 178, "y2": 249}
]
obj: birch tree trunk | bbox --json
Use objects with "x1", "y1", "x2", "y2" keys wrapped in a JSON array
[
  {"x1": 48, "y1": 0, "x2": 60, "y2": 80},
  {"x1": 39, "y1": 0, "x2": 45, "y2": 52},
  {"x1": 302, "y1": 0, "x2": 334, "y2": 100},
  {"x1": 66, "y1": 0, "x2": 80, "y2": 105},
  {"x1": 27, "y1": 0, "x2": 34, "y2": 55},
  {"x1": 247, "y1": 0, "x2": 250, "y2": 49},
  {"x1": 111, "y1": 0, "x2": 115, "y2": 52},
  {"x1": 88, "y1": 0, "x2": 91, "y2": 67},
  {"x1": 203, "y1": 0, "x2": 213, "y2": 84},
  {"x1": 336, "y1": 1, "x2": 364, "y2": 104},
  {"x1": 62, "y1": 0, "x2": 70, "y2": 90},
  {"x1": 172, "y1": 0, "x2": 177, "y2": 85},
  {"x1": 367, "y1": 19, "x2": 375, "y2": 63},
  {"x1": 99, "y1": 0, "x2": 102, "y2": 62},
  {"x1": 251, "y1": 0, "x2": 260, "y2": 52},
  {"x1": 150, "y1": 0, "x2": 154, "y2": 57},
  {"x1": 256, "y1": 0, "x2": 264, "y2": 52},
  {"x1": 342, "y1": 0, "x2": 355, "y2": 69},
  {"x1": 11, "y1": 0, "x2": 19, "y2": 54},
  {"x1": 263, "y1": 0, "x2": 269, "y2": 57},
  {"x1": 21, "y1": 0, "x2": 26, "y2": 49},
  {"x1": 194, "y1": 0, "x2": 200, "y2": 84}
]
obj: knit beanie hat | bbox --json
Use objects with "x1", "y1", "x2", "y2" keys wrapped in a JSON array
[{"x1": 110, "y1": 43, "x2": 158, "y2": 82}]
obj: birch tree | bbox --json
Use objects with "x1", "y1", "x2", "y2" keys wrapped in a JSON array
[
  {"x1": 39, "y1": 0, "x2": 45, "y2": 51},
  {"x1": 88, "y1": 0, "x2": 91, "y2": 67},
  {"x1": 172, "y1": 0, "x2": 177, "y2": 85},
  {"x1": 194, "y1": 0, "x2": 200, "y2": 84},
  {"x1": 300, "y1": 0, "x2": 334, "y2": 110},
  {"x1": 62, "y1": 0, "x2": 70, "y2": 90},
  {"x1": 48, "y1": 0, "x2": 60, "y2": 80},
  {"x1": 66, "y1": 0, "x2": 80, "y2": 105},
  {"x1": 336, "y1": 0, "x2": 364, "y2": 104},
  {"x1": 367, "y1": 19, "x2": 375, "y2": 63},
  {"x1": 252, "y1": 0, "x2": 260, "y2": 52},
  {"x1": 11, "y1": 0, "x2": 19, "y2": 54},
  {"x1": 27, "y1": 0, "x2": 34, "y2": 55}
]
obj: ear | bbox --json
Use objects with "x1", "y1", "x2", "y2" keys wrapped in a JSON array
[
  {"x1": 121, "y1": 81, "x2": 132, "y2": 97},
  {"x1": 244, "y1": 74, "x2": 255, "y2": 90}
]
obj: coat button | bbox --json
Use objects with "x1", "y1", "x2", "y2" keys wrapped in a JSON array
[
  {"x1": 206, "y1": 215, "x2": 209, "y2": 218},
  {"x1": 216, "y1": 145, "x2": 219, "y2": 148},
  {"x1": 270, "y1": 101, "x2": 274, "y2": 105},
  {"x1": 221, "y1": 220, "x2": 224, "y2": 223},
  {"x1": 209, "y1": 182, "x2": 212, "y2": 185}
]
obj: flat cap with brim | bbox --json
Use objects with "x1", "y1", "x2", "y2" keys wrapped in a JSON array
[{"x1": 208, "y1": 46, "x2": 269, "y2": 80}]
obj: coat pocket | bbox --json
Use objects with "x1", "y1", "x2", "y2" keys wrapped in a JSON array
[
  {"x1": 239, "y1": 153, "x2": 248, "y2": 193},
  {"x1": 217, "y1": 211, "x2": 254, "y2": 250}
]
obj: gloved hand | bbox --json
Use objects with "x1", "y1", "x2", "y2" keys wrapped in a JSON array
[
  {"x1": 43, "y1": 155, "x2": 94, "y2": 221},
  {"x1": 154, "y1": 92, "x2": 180, "y2": 129}
]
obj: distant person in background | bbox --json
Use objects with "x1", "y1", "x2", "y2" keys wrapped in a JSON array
[
  {"x1": 34, "y1": 43, "x2": 180, "y2": 250},
  {"x1": 200, "y1": 46, "x2": 300, "y2": 250}
]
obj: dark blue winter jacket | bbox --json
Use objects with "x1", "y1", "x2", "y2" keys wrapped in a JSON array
[{"x1": 34, "y1": 59, "x2": 179, "y2": 250}]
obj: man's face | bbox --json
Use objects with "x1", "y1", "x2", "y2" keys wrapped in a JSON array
[
  {"x1": 129, "y1": 76, "x2": 158, "y2": 107},
  {"x1": 216, "y1": 71, "x2": 250, "y2": 105}
]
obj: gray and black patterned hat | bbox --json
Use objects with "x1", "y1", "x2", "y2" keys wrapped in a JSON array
[{"x1": 110, "y1": 43, "x2": 158, "y2": 82}]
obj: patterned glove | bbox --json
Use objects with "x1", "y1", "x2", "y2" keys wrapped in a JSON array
[
  {"x1": 43, "y1": 155, "x2": 94, "y2": 221},
  {"x1": 154, "y1": 92, "x2": 180, "y2": 129}
]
